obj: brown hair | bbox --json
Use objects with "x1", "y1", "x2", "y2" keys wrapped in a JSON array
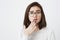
[{"x1": 23, "y1": 2, "x2": 47, "y2": 30}]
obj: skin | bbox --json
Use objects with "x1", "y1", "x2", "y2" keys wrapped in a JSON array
[
  {"x1": 29, "y1": 6, "x2": 41, "y2": 23},
  {"x1": 24, "y1": 6, "x2": 42, "y2": 36}
]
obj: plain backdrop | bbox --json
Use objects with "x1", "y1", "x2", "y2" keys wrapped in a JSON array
[{"x1": 0, "y1": 0, "x2": 60, "y2": 40}]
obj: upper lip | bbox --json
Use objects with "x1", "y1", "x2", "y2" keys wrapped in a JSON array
[{"x1": 34, "y1": 19, "x2": 37, "y2": 20}]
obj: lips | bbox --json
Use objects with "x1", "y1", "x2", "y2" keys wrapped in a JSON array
[
  {"x1": 34, "y1": 19, "x2": 37, "y2": 23},
  {"x1": 34, "y1": 19, "x2": 37, "y2": 20},
  {"x1": 33, "y1": 19, "x2": 37, "y2": 22}
]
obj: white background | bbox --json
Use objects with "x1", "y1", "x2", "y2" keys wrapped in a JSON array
[{"x1": 0, "y1": 0, "x2": 60, "y2": 40}]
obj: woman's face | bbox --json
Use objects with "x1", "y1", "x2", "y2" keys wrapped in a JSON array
[{"x1": 29, "y1": 6, "x2": 41, "y2": 23}]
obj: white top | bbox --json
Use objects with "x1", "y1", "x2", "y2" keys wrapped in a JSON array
[{"x1": 20, "y1": 26, "x2": 55, "y2": 40}]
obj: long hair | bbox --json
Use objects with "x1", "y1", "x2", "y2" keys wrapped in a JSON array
[{"x1": 23, "y1": 2, "x2": 47, "y2": 30}]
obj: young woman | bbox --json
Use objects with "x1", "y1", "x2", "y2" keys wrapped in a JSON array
[{"x1": 20, "y1": 2, "x2": 55, "y2": 40}]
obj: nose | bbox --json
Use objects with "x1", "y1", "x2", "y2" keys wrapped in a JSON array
[{"x1": 33, "y1": 14, "x2": 37, "y2": 18}]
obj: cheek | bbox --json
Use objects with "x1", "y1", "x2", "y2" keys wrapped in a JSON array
[
  {"x1": 29, "y1": 16, "x2": 33, "y2": 22},
  {"x1": 37, "y1": 14, "x2": 41, "y2": 22}
]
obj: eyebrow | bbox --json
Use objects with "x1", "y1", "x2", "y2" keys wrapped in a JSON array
[
  {"x1": 36, "y1": 10, "x2": 41, "y2": 12},
  {"x1": 29, "y1": 10, "x2": 41, "y2": 12}
]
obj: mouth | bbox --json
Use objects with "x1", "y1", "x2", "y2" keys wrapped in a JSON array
[
  {"x1": 34, "y1": 19, "x2": 37, "y2": 23},
  {"x1": 34, "y1": 19, "x2": 37, "y2": 20},
  {"x1": 33, "y1": 19, "x2": 37, "y2": 22}
]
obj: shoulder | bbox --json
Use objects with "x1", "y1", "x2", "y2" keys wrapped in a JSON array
[
  {"x1": 19, "y1": 25, "x2": 25, "y2": 32},
  {"x1": 20, "y1": 25, "x2": 25, "y2": 30},
  {"x1": 42, "y1": 27, "x2": 55, "y2": 38},
  {"x1": 40, "y1": 27, "x2": 55, "y2": 35},
  {"x1": 46, "y1": 27, "x2": 54, "y2": 34},
  {"x1": 45, "y1": 27, "x2": 56, "y2": 40}
]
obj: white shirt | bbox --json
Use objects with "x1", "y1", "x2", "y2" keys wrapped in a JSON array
[{"x1": 20, "y1": 26, "x2": 55, "y2": 40}]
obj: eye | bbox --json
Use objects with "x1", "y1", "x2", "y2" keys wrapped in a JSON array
[
  {"x1": 37, "y1": 11, "x2": 41, "y2": 14},
  {"x1": 29, "y1": 11, "x2": 33, "y2": 14}
]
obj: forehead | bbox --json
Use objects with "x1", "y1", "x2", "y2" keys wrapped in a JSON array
[{"x1": 30, "y1": 6, "x2": 41, "y2": 11}]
